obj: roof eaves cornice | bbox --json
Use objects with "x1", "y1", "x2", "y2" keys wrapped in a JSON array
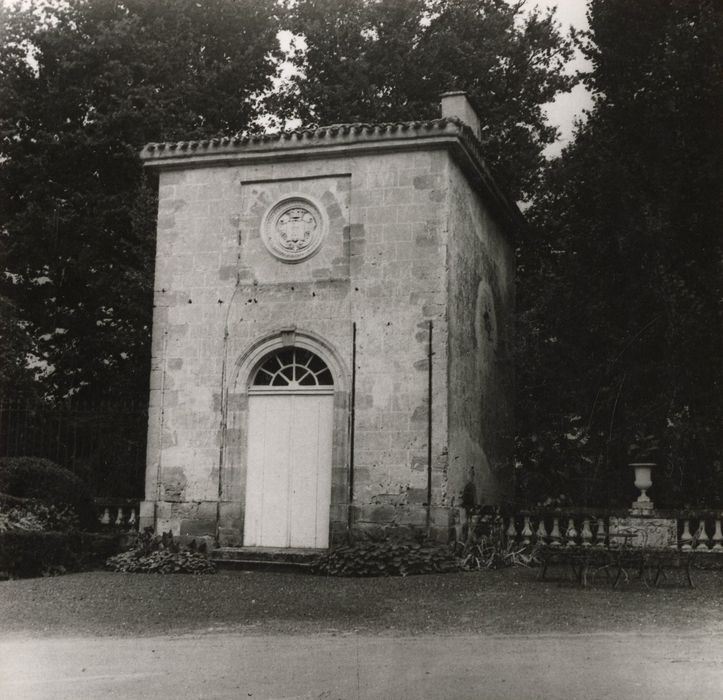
[
  {"x1": 140, "y1": 118, "x2": 466, "y2": 164},
  {"x1": 140, "y1": 117, "x2": 526, "y2": 237}
]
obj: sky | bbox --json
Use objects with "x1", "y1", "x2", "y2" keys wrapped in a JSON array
[{"x1": 532, "y1": 0, "x2": 594, "y2": 155}]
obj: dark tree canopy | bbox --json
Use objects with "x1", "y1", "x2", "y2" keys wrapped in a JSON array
[
  {"x1": 0, "y1": 0, "x2": 575, "y2": 401},
  {"x1": 0, "y1": 0, "x2": 280, "y2": 399},
  {"x1": 275, "y1": 0, "x2": 575, "y2": 200},
  {"x1": 4, "y1": 0, "x2": 717, "y2": 509},
  {"x1": 517, "y1": 0, "x2": 723, "y2": 507}
]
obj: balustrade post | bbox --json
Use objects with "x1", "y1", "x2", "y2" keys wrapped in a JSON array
[
  {"x1": 521, "y1": 515, "x2": 533, "y2": 545},
  {"x1": 549, "y1": 517, "x2": 562, "y2": 547},
  {"x1": 536, "y1": 517, "x2": 548, "y2": 544},
  {"x1": 506, "y1": 517, "x2": 518, "y2": 545},
  {"x1": 712, "y1": 518, "x2": 723, "y2": 551},
  {"x1": 115, "y1": 507, "x2": 124, "y2": 526},
  {"x1": 581, "y1": 518, "x2": 593, "y2": 547},
  {"x1": 695, "y1": 520, "x2": 710, "y2": 551},
  {"x1": 680, "y1": 518, "x2": 693, "y2": 550},
  {"x1": 99, "y1": 508, "x2": 110, "y2": 525},
  {"x1": 595, "y1": 517, "x2": 607, "y2": 547}
]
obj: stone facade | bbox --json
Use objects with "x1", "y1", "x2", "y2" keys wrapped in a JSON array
[{"x1": 139, "y1": 94, "x2": 522, "y2": 546}]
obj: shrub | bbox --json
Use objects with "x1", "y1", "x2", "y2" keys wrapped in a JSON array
[
  {"x1": 106, "y1": 548, "x2": 216, "y2": 574},
  {"x1": 0, "y1": 501, "x2": 79, "y2": 533},
  {"x1": 0, "y1": 457, "x2": 94, "y2": 527},
  {"x1": 0, "y1": 530, "x2": 126, "y2": 579},
  {"x1": 453, "y1": 507, "x2": 540, "y2": 570},
  {"x1": 312, "y1": 541, "x2": 460, "y2": 577},
  {"x1": 105, "y1": 528, "x2": 215, "y2": 574},
  {"x1": 0, "y1": 530, "x2": 80, "y2": 577}
]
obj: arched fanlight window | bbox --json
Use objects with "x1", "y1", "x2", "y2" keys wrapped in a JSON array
[{"x1": 252, "y1": 347, "x2": 333, "y2": 388}]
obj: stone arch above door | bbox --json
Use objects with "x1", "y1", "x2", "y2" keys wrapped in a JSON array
[
  {"x1": 232, "y1": 328, "x2": 348, "y2": 398},
  {"x1": 221, "y1": 329, "x2": 350, "y2": 547}
]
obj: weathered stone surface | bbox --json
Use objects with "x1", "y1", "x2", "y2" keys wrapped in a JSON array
[
  {"x1": 142, "y1": 104, "x2": 517, "y2": 545},
  {"x1": 609, "y1": 515, "x2": 678, "y2": 548}
]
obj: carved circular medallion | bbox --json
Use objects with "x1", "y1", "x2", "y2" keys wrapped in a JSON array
[{"x1": 261, "y1": 196, "x2": 326, "y2": 263}]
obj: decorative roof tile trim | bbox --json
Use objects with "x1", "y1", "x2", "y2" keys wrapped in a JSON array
[
  {"x1": 141, "y1": 117, "x2": 527, "y2": 236},
  {"x1": 141, "y1": 117, "x2": 465, "y2": 156}
]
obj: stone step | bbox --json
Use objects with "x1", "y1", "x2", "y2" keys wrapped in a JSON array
[{"x1": 210, "y1": 546, "x2": 326, "y2": 572}]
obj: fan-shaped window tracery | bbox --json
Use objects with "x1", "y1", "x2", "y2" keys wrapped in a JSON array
[{"x1": 252, "y1": 348, "x2": 333, "y2": 388}]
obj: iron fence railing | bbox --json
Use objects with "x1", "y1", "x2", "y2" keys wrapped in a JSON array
[{"x1": 0, "y1": 397, "x2": 147, "y2": 498}]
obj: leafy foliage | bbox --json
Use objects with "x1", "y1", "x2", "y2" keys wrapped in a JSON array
[
  {"x1": 0, "y1": 0, "x2": 280, "y2": 400},
  {"x1": 0, "y1": 530, "x2": 79, "y2": 578},
  {"x1": 107, "y1": 548, "x2": 216, "y2": 574},
  {"x1": 0, "y1": 529, "x2": 122, "y2": 579},
  {"x1": 627, "y1": 432, "x2": 660, "y2": 463},
  {"x1": 312, "y1": 541, "x2": 460, "y2": 577},
  {"x1": 276, "y1": 0, "x2": 575, "y2": 200},
  {"x1": 0, "y1": 499, "x2": 80, "y2": 533},
  {"x1": 454, "y1": 507, "x2": 538, "y2": 570},
  {"x1": 516, "y1": 0, "x2": 723, "y2": 507},
  {"x1": 0, "y1": 456, "x2": 94, "y2": 526},
  {"x1": 106, "y1": 527, "x2": 215, "y2": 574},
  {"x1": 0, "y1": 295, "x2": 37, "y2": 397}
]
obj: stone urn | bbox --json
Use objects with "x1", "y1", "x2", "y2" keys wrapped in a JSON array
[{"x1": 630, "y1": 462, "x2": 655, "y2": 512}]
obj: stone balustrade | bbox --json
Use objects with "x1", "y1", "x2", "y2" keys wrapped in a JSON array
[
  {"x1": 502, "y1": 510, "x2": 723, "y2": 551},
  {"x1": 503, "y1": 511, "x2": 610, "y2": 548},
  {"x1": 94, "y1": 499, "x2": 140, "y2": 531},
  {"x1": 677, "y1": 513, "x2": 723, "y2": 552}
]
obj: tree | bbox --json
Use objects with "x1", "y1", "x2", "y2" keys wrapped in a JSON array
[
  {"x1": 0, "y1": 293, "x2": 37, "y2": 396},
  {"x1": 517, "y1": 0, "x2": 723, "y2": 507},
  {"x1": 0, "y1": 0, "x2": 280, "y2": 400},
  {"x1": 275, "y1": 0, "x2": 575, "y2": 200}
]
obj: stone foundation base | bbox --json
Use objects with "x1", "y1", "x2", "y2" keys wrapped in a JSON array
[
  {"x1": 140, "y1": 500, "x2": 461, "y2": 547},
  {"x1": 139, "y1": 500, "x2": 222, "y2": 540},
  {"x1": 348, "y1": 504, "x2": 459, "y2": 544}
]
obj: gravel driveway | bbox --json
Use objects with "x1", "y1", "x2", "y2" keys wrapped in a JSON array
[
  {"x1": 2, "y1": 567, "x2": 722, "y2": 699},
  {"x1": 1, "y1": 566, "x2": 722, "y2": 638}
]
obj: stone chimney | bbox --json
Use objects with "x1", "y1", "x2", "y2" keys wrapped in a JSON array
[{"x1": 440, "y1": 91, "x2": 481, "y2": 140}]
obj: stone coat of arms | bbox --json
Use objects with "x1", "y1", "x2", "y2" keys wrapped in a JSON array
[
  {"x1": 276, "y1": 207, "x2": 316, "y2": 252},
  {"x1": 261, "y1": 196, "x2": 326, "y2": 263}
]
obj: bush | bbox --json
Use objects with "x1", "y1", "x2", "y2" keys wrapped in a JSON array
[
  {"x1": 453, "y1": 507, "x2": 541, "y2": 570},
  {"x1": 0, "y1": 530, "x2": 80, "y2": 577},
  {"x1": 106, "y1": 549, "x2": 216, "y2": 574},
  {"x1": 105, "y1": 528, "x2": 215, "y2": 574},
  {"x1": 0, "y1": 457, "x2": 94, "y2": 527},
  {"x1": 0, "y1": 530, "x2": 124, "y2": 578},
  {"x1": 0, "y1": 500, "x2": 79, "y2": 533},
  {"x1": 312, "y1": 541, "x2": 460, "y2": 577}
]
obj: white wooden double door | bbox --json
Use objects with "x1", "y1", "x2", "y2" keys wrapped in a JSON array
[{"x1": 243, "y1": 392, "x2": 333, "y2": 549}]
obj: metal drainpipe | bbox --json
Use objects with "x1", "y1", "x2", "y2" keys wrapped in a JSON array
[
  {"x1": 348, "y1": 322, "x2": 357, "y2": 541},
  {"x1": 426, "y1": 320, "x2": 433, "y2": 531}
]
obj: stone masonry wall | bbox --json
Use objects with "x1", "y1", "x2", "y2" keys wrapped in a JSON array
[
  {"x1": 142, "y1": 149, "x2": 453, "y2": 542},
  {"x1": 349, "y1": 150, "x2": 450, "y2": 541},
  {"x1": 143, "y1": 165, "x2": 242, "y2": 535},
  {"x1": 445, "y1": 161, "x2": 515, "y2": 509}
]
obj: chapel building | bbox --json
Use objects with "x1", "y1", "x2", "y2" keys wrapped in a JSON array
[{"x1": 139, "y1": 92, "x2": 521, "y2": 548}]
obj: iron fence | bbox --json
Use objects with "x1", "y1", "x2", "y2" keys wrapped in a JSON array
[{"x1": 0, "y1": 397, "x2": 148, "y2": 498}]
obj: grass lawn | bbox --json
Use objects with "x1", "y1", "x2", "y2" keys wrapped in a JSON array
[{"x1": 1, "y1": 565, "x2": 722, "y2": 638}]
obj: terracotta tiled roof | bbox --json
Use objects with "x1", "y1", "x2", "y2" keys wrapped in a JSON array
[
  {"x1": 140, "y1": 116, "x2": 525, "y2": 234},
  {"x1": 141, "y1": 117, "x2": 469, "y2": 156}
]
